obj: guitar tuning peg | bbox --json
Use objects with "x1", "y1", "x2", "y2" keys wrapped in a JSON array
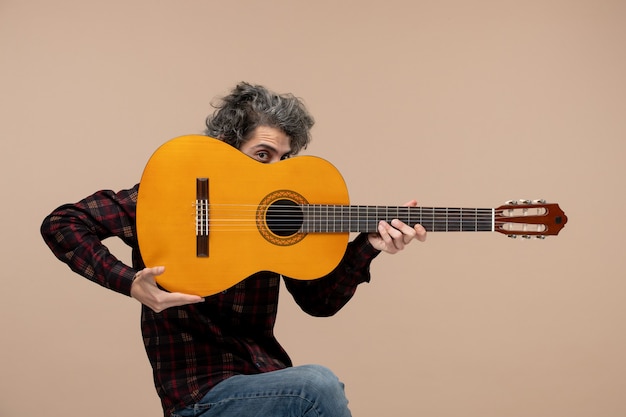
[
  {"x1": 537, "y1": 235, "x2": 546, "y2": 239},
  {"x1": 507, "y1": 234, "x2": 518, "y2": 239},
  {"x1": 505, "y1": 200, "x2": 519, "y2": 205},
  {"x1": 533, "y1": 199, "x2": 546, "y2": 204},
  {"x1": 520, "y1": 199, "x2": 532, "y2": 205},
  {"x1": 521, "y1": 235, "x2": 532, "y2": 239}
]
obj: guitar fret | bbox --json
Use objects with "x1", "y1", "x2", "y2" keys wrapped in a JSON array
[
  {"x1": 360, "y1": 206, "x2": 366, "y2": 233},
  {"x1": 340, "y1": 205, "x2": 344, "y2": 233},
  {"x1": 303, "y1": 205, "x2": 308, "y2": 233},
  {"x1": 336, "y1": 205, "x2": 343, "y2": 232},
  {"x1": 474, "y1": 208, "x2": 479, "y2": 232},
  {"x1": 325, "y1": 205, "x2": 330, "y2": 233}
]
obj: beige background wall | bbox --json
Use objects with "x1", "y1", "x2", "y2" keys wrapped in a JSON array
[{"x1": 1, "y1": 1, "x2": 625, "y2": 416}]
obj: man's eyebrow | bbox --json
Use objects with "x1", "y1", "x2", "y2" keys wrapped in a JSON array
[
  {"x1": 250, "y1": 143, "x2": 291, "y2": 155},
  {"x1": 249, "y1": 143, "x2": 274, "y2": 150}
]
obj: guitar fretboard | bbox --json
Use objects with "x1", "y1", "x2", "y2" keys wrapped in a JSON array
[{"x1": 299, "y1": 205, "x2": 494, "y2": 233}]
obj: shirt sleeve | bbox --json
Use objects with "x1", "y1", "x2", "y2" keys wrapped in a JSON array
[
  {"x1": 40, "y1": 185, "x2": 141, "y2": 296},
  {"x1": 283, "y1": 232, "x2": 380, "y2": 317}
]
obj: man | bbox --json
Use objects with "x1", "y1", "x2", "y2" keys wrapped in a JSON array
[{"x1": 41, "y1": 82, "x2": 427, "y2": 417}]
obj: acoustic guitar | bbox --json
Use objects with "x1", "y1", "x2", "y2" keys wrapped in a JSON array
[{"x1": 136, "y1": 135, "x2": 567, "y2": 296}]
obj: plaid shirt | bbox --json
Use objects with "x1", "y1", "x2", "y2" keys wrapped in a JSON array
[{"x1": 41, "y1": 184, "x2": 380, "y2": 416}]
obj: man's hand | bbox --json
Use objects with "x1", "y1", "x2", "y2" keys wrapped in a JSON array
[
  {"x1": 367, "y1": 200, "x2": 427, "y2": 253},
  {"x1": 130, "y1": 266, "x2": 204, "y2": 313}
]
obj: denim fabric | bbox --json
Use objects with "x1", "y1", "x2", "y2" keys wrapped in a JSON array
[{"x1": 171, "y1": 365, "x2": 351, "y2": 417}]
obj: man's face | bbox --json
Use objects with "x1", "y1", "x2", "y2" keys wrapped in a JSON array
[{"x1": 240, "y1": 126, "x2": 292, "y2": 164}]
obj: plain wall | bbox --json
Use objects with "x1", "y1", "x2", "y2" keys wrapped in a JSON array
[{"x1": 1, "y1": 1, "x2": 625, "y2": 416}]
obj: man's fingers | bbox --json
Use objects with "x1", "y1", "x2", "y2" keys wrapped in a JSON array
[
  {"x1": 141, "y1": 266, "x2": 165, "y2": 278},
  {"x1": 161, "y1": 292, "x2": 205, "y2": 310},
  {"x1": 414, "y1": 224, "x2": 427, "y2": 242}
]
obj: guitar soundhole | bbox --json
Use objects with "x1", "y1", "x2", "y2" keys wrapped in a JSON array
[
  {"x1": 257, "y1": 190, "x2": 308, "y2": 246},
  {"x1": 266, "y1": 199, "x2": 303, "y2": 236}
]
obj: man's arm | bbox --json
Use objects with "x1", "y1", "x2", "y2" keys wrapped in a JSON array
[
  {"x1": 40, "y1": 187, "x2": 141, "y2": 295},
  {"x1": 41, "y1": 185, "x2": 203, "y2": 310},
  {"x1": 283, "y1": 232, "x2": 379, "y2": 316},
  {"x1": 284, "y1": 200, "x2": 427, "y2": 316}
]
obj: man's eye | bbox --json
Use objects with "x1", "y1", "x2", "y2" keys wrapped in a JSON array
[
  {"x1": 256, "y1": 151, "x2": 269, "y2": 161},
  {"x1": 280, "y1": 154, "x2": 291, "y2": 161}
]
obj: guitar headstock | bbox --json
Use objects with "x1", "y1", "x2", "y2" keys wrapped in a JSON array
[{"x1": 495, "y1": 199, "x2": 568, "y2": 239}]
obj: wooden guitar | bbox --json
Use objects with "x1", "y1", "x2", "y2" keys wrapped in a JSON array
[{"x1": 136, "y1": 135, "x2": 567, "y2": 296}]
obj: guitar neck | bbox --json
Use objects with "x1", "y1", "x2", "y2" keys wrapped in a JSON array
[{"x1": 300, "y1": 205, "x2": 494, "y2": 233}]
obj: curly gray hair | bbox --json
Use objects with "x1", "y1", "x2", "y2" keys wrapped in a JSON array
[{"x1": 204, "y1": 82, "x2": 315, "y2": 155}]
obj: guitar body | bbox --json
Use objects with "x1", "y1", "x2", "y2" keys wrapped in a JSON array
[{"x1": 137, "y1": 135, "x2": 351, "y2": 296}]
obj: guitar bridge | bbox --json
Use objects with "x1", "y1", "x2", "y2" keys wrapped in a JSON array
[{"x1": 196, "y1": 178, "x2": 209, "y2": 257}]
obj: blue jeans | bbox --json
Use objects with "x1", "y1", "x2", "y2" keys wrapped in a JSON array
[{"x1": 170, "y1": 365, "x2": 352, "y2": 417}]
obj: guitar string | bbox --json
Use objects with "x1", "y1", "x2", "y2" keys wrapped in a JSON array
[
  {"x1": 195, "y1": 204, "x2": 535, "y2": 215},
  {"x1": 195, "y1": 207, "x2": 498, "y2": 221},
  {"x1": 193, "y1": 217, "x2": 516, "y2": 232},
  {"x1": 194, "y1": 206, "x2": 520, "y2": 221},
  {"x1": 192, "y1": 211, "x2": 529, "y2": 229},
  {"x1": 190, "y1": 203, "x2": 541, "y2": 232},
  {"x1": 189, "y1": 224, "x2": 534, "y2": 234},
  {"x1": 195, "y1": 204, "x2": 500, "y2": 215}
]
